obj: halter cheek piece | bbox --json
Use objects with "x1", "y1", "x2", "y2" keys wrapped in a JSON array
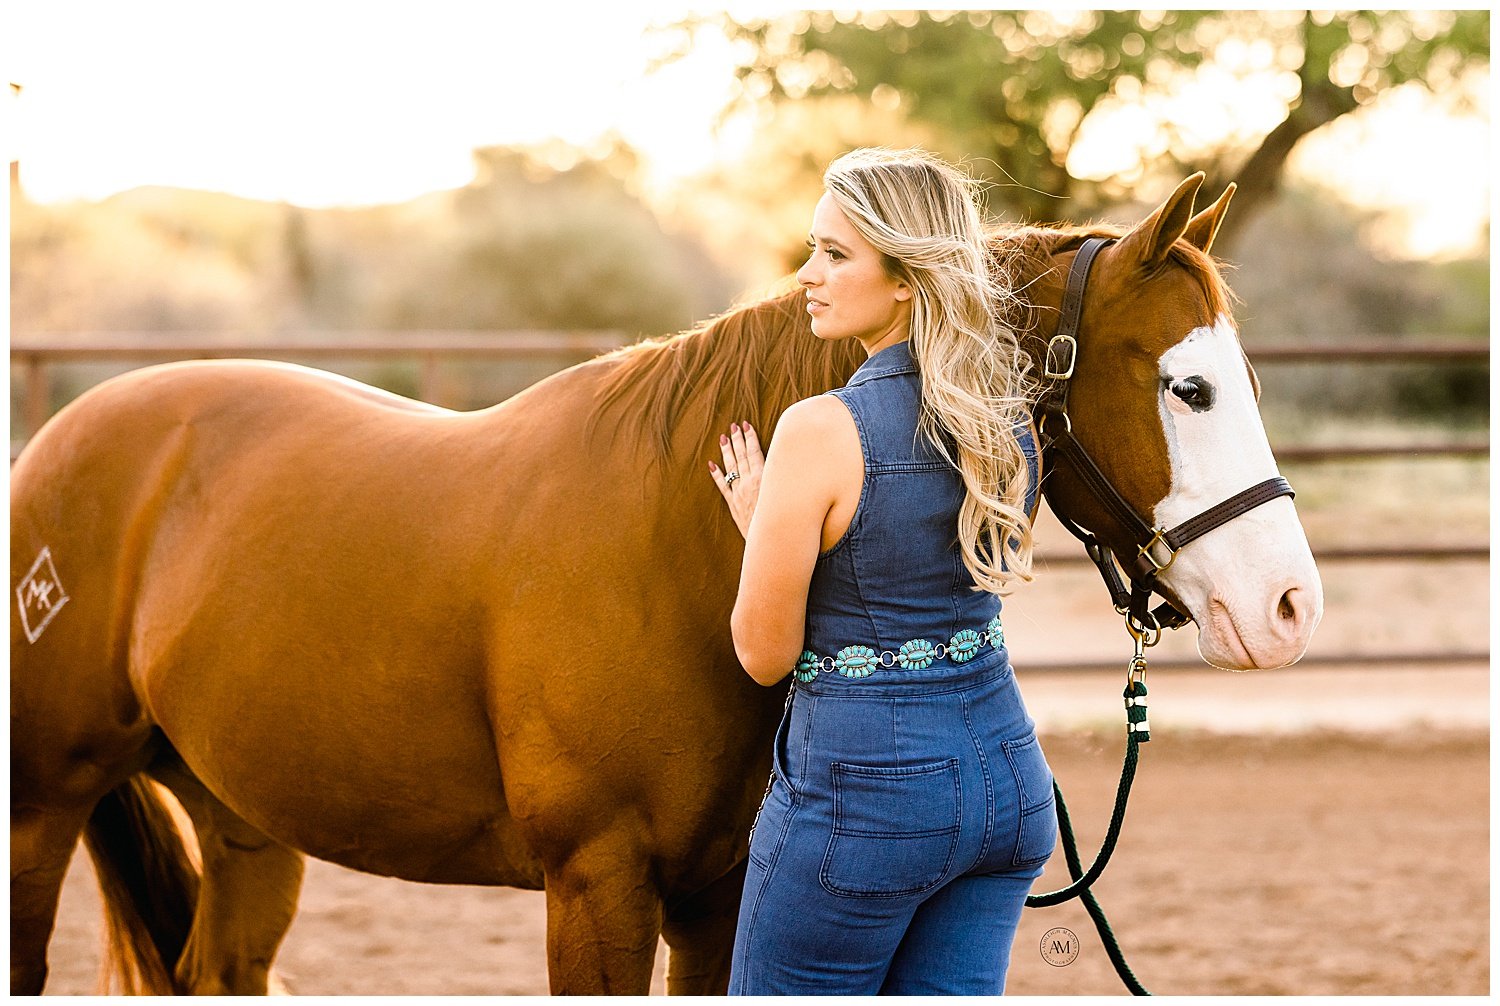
[
  {"x1": 1035, "y1": 237, "x2": 1296, "y2": 634},
  {"x1": 1024, "y1": 237, "x2": 1296, "y2": 994}
]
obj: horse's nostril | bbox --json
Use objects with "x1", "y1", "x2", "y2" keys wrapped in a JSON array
[{"x1": 1277, "y1": 588, "x2": 1311, "y2": 630}]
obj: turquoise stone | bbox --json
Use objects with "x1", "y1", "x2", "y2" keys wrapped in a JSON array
[
  {"x1": 985, "y1": 615, "x2": 1005, "y2": 649},
  {"x1": 896, "y1": 638, "x2": 937, "y2": 670},
  {"x1": 834, "y1": 644, "x2": 878, "y2": 678},
  {"x1": 949, "y1": 628, "x2": 982, "y2": 662},
  {"x1": 794, "y1": 650, "x2": 821, "y2": 683}
]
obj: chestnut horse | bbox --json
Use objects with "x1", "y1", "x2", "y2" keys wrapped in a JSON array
[{"x1": 10, "y1": 174, "x2": 1320, "y2": 994}]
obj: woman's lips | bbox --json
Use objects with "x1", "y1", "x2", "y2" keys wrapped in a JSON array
[{"x1": 807, "y1": 298, "x2": 828, "y2": 316}]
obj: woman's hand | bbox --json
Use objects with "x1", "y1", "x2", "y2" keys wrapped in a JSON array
[{"x1": 708, "y1": 421, "x2": 763, "y2": 540}]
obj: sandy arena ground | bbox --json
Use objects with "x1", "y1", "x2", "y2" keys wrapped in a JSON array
[{"x1": 41, "y1": 719, "x2": 1487, "y2": 996}]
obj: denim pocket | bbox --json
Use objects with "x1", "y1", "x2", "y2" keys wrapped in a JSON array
[
  {"x1": 1002, "y1": 734, "x2": 1057, "y2": 868},
  {"x1": 819, "y1": 757, "x2": 961, "y2": 898}
]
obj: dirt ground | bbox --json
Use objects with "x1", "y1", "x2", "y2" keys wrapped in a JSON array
[{"x1": 41, "y1": 723, "x2": 1487, "y2": 996}]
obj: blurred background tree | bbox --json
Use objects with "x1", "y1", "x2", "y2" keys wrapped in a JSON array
[
  {"x1": 678, "y1": 9, "x2": 1488, "y2": 256},
  {"x1": 10, "y1": 9, "x2": 1487, "y2": 425}
]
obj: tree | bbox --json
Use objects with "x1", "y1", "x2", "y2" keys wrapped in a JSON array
[{"x1": 679, "y1": 9, "x2": 1488, "y2": 254}]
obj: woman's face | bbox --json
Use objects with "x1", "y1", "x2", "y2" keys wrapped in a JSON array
[{"x1": 796, "y1": 193, "x2": 912, "y2": 353}]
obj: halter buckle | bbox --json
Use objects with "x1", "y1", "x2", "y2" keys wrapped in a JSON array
[
  {"x1": 1044, "y1": 334, "x2": 1077, "y2": 380},
  {"x1": 1137, "y1": 528, "x2": 1178, "y2": 573}
]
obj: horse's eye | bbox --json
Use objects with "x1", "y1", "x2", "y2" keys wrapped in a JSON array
[{"x1": 1165, "y1": 376, "x2": 1215, "y2": 412}]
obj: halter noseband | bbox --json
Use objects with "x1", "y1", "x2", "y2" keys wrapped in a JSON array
[{"x1": 1035, "y1": 236, "x2": 1296, "y2": 633}]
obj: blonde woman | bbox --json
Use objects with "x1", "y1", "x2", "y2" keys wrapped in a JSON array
[{"x1": 709, "y1": 148, "x2": 1051, "y2": 994}]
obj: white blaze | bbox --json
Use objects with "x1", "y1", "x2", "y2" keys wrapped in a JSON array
[{"x1": 1152, "y1": 315, "x2": 1323, "y2": 670}]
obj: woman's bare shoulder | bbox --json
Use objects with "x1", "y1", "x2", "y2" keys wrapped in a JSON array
[{"x1": 774, "y1": 394, "x2": 860, "y2": 453}]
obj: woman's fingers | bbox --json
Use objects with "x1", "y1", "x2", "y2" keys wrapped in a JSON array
[
  {"x1": 740, "y1": 421, "x2": 762, "y2": 467},
  {"x1": 721, "y1": 422, "x2": 761, "y2": 478},
  {"x1": 708, "y1": 424, "x2": 760, "y2": 542},
  {"x1": 728, "y1": 421, "x2": 762, "y2": 478},
  {"x1": 719, "y1": 430, "x2": 738, "y2": 477},
  {"x1": 728, "y1": 423, "x2": 748, "y2": 475},
  {"x1": 708, "y1": 461, "x2": 732, "y2": 500}
]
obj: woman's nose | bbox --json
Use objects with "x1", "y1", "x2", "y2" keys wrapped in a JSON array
[{"x1": 796, "y1": 256, "x2": 817, "y2": 287}]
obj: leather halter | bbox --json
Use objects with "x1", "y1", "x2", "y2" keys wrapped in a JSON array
[{"x1": 1035, "y1": 236, "x2": 1296, "y2": 632}]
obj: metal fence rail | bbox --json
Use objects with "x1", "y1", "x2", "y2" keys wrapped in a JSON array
[
  {"x1": 9, "y1": 333, "x2": 1490, "y2": 446},
  {"x1": 1021, "y1": 652, "x2": 1491, "y2": 674},
  {"x1": 10, "y1": 332, "x2": 1489, "y2": 672}
]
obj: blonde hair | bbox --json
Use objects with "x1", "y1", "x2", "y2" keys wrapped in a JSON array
[{"x1": 823, "y1": 147, "x2": 1036, "y2": 593}]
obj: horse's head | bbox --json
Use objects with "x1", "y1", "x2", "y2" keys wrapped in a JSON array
[{"x1": 1021, "y1": 174, "x2": 1322, "y2": 670}]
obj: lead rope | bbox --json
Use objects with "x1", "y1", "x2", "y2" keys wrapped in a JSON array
[{"x1": 1025, "y1": 616, "x2": 1156, "y2": 995}]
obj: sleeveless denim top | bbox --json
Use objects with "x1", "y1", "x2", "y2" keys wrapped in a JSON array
[{"x1": 795, "y1": 339, "x2": 1039, "y2": 693}]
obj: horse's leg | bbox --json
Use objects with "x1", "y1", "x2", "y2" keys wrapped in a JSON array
[
  {"x1": 660, "y1": 859, "x2": 747, "y2": 995},
  {"x1": 10, "y1": 803, "x2": 95, "y2": 994},
  {"x1": 543, "y1": 838, "x2": 663, "y2": 994},
  {"x1": 148, "y1": 760, "x2": 305, "y2": 995}
]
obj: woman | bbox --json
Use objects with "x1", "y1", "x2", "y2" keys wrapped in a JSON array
[{"x1": 707, "y1": 147, "x2": 1052, "y2": 995}]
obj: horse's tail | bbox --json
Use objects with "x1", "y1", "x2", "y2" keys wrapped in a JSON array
[{"x1": 82, "y1": 776, "x2": 201, "y2": 994}]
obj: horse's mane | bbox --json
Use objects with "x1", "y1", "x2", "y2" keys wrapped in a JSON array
[
  {"x1": 586, "y1": 281, "x2": 864, "y2": 466},
  {"x1": 587, "y1": 224, "x2": 1234, "y2": 468}
]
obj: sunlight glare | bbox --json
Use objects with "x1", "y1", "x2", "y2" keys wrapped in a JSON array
[
  {"x1": 5, "y1": 3, "x2": 1490, "y2": 259},
  {"x1": 6, "y1": 1, "x2": 740, "y2": 207}
]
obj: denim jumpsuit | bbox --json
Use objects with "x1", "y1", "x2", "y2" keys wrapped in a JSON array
[{"x1": 728, "y1": 339, "x2": 1055, "y2": 995}]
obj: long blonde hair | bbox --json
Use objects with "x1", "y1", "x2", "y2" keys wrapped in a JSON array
[{"x1": 823, "y1": 147, "x2": 1036, "y2": 593}]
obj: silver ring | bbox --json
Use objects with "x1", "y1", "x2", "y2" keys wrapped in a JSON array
[{"x1": 724, "y1": 471, "x2": 740, "y2": 485}]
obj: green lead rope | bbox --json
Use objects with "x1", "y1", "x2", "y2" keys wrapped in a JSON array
[{"x1": 1025, "y1": 680, "x2": 1152, "y2": 996}]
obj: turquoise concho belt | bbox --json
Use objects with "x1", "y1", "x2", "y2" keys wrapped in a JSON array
[{"x1": 795, "y1": 616, "x2": 1006, "y2": 683}]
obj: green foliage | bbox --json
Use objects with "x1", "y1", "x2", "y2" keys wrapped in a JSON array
[{"x1": 686, "y1": 9, "x2": 1490, "y2": 226}]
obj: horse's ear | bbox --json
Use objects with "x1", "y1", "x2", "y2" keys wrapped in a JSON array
[
  {"x1": 1117, "y1": 172, "x2": 1205, "y2": 270},
  {"x1": 1183, "y1": 182, "x2": 1236, "y2": 254}
]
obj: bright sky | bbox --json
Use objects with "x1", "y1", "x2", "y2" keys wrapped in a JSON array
[
  {"x1": 3, "y1": 2, "x2": 1490, "y2": 259},
  {"x1": 4, "y1": 2, "x2": 754, "y2": 205}
]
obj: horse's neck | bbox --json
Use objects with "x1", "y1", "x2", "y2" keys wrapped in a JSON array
[{"x1": 1001, "y1": 237, "x2": 1072, "y2": 384}]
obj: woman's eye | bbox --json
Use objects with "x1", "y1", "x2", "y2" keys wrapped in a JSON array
[{"x1": 804, "y1": 239, "x2": 843, "y2": 261}]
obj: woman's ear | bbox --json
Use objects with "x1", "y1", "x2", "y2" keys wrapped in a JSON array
[{"x1": 894, "y1": 281, "x2": 913, "y2": 303}]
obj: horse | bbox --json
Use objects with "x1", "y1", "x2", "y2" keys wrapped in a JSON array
[{"x1": 10, "y1": 172, "x2": 1321, "y2": 994}]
